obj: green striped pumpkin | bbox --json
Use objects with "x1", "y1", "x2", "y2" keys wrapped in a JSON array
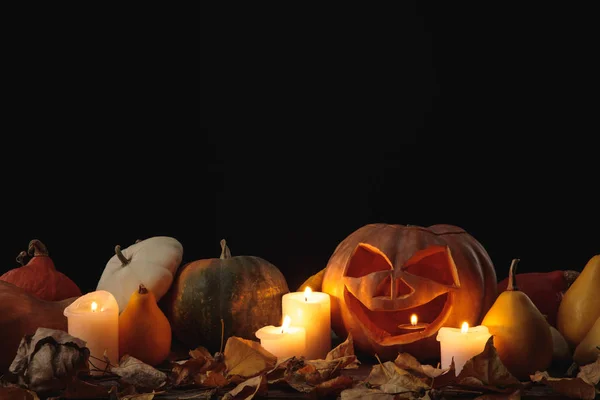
[{"x1": 162, "y1": 240, "x2": 289, "y2": 353}]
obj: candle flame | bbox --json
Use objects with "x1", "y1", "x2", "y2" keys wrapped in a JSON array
[
  {"x1": 304, "y1": 286, "x2": 312, "y2": 302},
  {"x1": 91, "y1": 301, "x2": 98, "y2": 312},
  {"x1": 410, "y1": 314, "x2": 418, "y2": 326},
  {"x1": 281, "y1": 315, "x2": 291, "y2": 333},
  {"x1": 461, "y1": 322, "x2": 469, "y2": 333}
]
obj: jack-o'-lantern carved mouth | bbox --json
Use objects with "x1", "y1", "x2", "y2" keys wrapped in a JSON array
[{"x1": 343, "y1": 243, "x2": 459, "y2": 346}]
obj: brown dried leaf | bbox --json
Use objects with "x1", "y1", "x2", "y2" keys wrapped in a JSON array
[
  {"x1": 457, "y1": 336, "x2": 522, "y2": 388},
  {"x1": 120, "y1": 393, "x2": 157, "y2": 400},
  {"x1": 0, "y1": 386, "x2": 40, "y2": 400},
  {"x1": 340, "y1": 386, "x2": 397, "y2": 400},
  {"x1": 365, "y1": 361, "x2": 409, "y2": 386},
  {"x1": 189, "y1": 346, "x2": 213, "y2": 360},
  {"x1": 7, "y1": 328, "x2": 90, "y2": 395},
  {"x1": 577, "y1": 354, "x2": 600, "y2": 386},
  {"x1": 325, "y1": 333, "x2": 360, "y2": 368},
  {"x1": 224, "y1": 337, "x2": 277, "y2": 380},
  {"x1": 266, "y1": 356, "x2": 305, "y2": 384},
  {"x1": 395, "y1": 352, "x2": 450, "y2": 379},
  {"x1": 312, "y1": 375, "x2": 355, "y2": 399},
  {"x1": 196, "y1": 370, "x2": 228, "y2": 388},
  {"x1": 530, "y1": 371, "x2": 596, "y2": 400},
  {"x1": 110, "y1": 355, "x2": 167, "y2": 390},
  {"x1": 431, "y1": 359, "x2": 458, "y2": 389},
  {"x1": 222, "y1": 374, "x2": 267, "y2": 400},
  {"x1": 304, "y1": 358, "x2": 356, "y2": 381}
]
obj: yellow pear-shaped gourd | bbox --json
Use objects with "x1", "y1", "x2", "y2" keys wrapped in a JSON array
[
  {"x1": 557, "y1": 254, "x2": 600, "y2": 348},
  {"x1": 119, "y1": 284, "x2": 172, "y2": 366},
  {"x1": 573, "y1": 315, "x2": 600, "y2": 366},
  {"x1": 481, "y1": 259, "x2": 553, "y2": 380}
]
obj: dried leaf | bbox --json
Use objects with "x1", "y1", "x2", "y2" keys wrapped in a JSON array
[
  {"x1": 340, "y1": 386, "x2": 400, "y2": 400},
  {"x1": 394, "y1": 352, "x2": 449, "y2": 379},
  {"x1": 325, "y1": 333, "x2": 359, "y2": 367},
  {"x1": 7, "y1": 328, "x2": 90, "y2": 395},
  {"x1": 577, "y1": 354, "x2": 600, "y2": 386},
  {"x1": 170, "y1": 351, "x2": 225, "y2": 388},
  {"x1": 365, "y1": 361, "x2": 409, "y2": 386},
  {"x1": 312, "y1": 375, "x2": 355, "y2": 399},
  {"x1": 189, "y1": 346, "x2": 213, "y2": 360},
  {"x1": 304, "y1": 358, "x2": 355, "y2": 381},
  {"x1": 196, "y1": 370, "x2": 228, "y2": 388},
  {"x1": 120, "y1": 392, "x2": 158, "y2": 399},
  {"x1": 0, "y1": 386, "x2": 40, "y2": 400},
  {"x1": 457, "y1": 336, "x2": 522, "y2": 388},
  {"x1": 431, "y1": 359, "x2": 458, "y2": 389},
  {"x1": 266, "y1": 356, "x2": 305, "y2": 384},
  {"x1": 224, "y1": 337, "x2": 277, "y2": 379},
  {"x1": 222, "y1": 374, "x2": 267, "y2": 400},
  {"x1": 530, "y1": 371, "x2": 596, "y2": 400},
  {"x1": 111, "y1": 355, "x2": 167, "y2": 390}
]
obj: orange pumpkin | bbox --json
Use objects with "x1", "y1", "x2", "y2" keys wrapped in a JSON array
[
  {"x1": 322, "y1": 224, "x2": 497, "y2": 362},
  {"x1": 0, "y1": 240, "x2": 81, "y2": 301}
]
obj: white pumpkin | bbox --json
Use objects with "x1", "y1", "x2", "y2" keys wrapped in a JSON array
[{"x1": 96, "y1": 236, "x2": 183, "y2": 313}]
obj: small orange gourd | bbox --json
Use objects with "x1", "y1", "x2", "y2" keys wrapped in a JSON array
[
  {"x1": 119, "y1": 284, "x2": 171, "y2": 366},
  {"x1": 0, "y1": 240, "x2": 81, "y2": 301}
]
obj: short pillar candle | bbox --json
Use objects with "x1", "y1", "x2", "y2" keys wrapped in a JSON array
[{"x1": 436, "y1": 322, "x2": 491, "y2": 375}]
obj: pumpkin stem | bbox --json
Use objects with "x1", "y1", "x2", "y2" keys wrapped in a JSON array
[
  {"x1": 28, "y1": 239, "x2": 49, "y2": 257},
  {"x1": 115, "y1": 245, "x2": 131, "y2": 266},
  {"x1": 16, "y1": 251, "x2": 28, "y2": 266},
  {"x1": 138, "y1": 284, "x2": 148, "y2": 294},
  {"x1": 220, "y1": 239, "x2": 232, "y2": 260},
  {"x1": 506, "y1": 258, "x2": 520, "y2": 291}
]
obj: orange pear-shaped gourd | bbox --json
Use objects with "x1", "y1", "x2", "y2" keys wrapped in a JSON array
[
  {"x1": 481, "y1": 259, "x2": 553, "y2": 380},
  {"x1": 119, "y1": 284, "x2": 171, "y2": 366}
]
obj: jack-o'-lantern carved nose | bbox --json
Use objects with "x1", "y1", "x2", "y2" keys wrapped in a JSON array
[{"x1": 374, "y1": 275, "x2": 414, "y2": 298}]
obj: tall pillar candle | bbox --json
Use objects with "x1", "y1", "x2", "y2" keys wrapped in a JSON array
[
  {"x1": 282, "y1": 287, "x2": 331, "y2": 360},
  {"x1": 436, "y1": 322, "x2": 491, "y2": 375},
  {"x1": 64, "y1": 290, "x2": 119, "y2": 374}
]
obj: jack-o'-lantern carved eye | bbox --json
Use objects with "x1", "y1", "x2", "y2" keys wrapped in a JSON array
[
  {"x1": 403, "y1": 246, "x2": 461, "y2": 287},
  {"x1": 345, "y1": 243, "x2": 393, "y2": 278}
]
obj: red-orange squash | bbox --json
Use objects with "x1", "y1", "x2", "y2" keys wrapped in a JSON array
[
  {"x1": 0, "y1": 280, "x2": 78, "y2": 373},
  {"x1": 322, "y1": 224, "x2": 498, "y2": 362},
  {"x1": 497, "y1": 270, "x2": 579, "y2": 327},
  {"x1": 1, "y1": 240, "x2": 81, "y2": 301}
]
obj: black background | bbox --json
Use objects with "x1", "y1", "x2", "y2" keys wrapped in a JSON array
[{"x1": 1, "y1": 4, "x2": 597, "y2": 295}]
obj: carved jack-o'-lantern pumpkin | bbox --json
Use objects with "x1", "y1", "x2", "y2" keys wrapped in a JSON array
[{"x1": 322, "y1": 223, "x2": 497, "y2": 362}]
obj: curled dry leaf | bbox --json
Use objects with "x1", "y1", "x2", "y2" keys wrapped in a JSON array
[
  {"x1": 0, "y1": 386, "x2": 40, "y2": 400},
  {"x1": 170, "y1": 346, "x2": 225, "y2": 387},
  {"x1": 325, "y1": 333, "x2": 360, "y2": 369},
  {"x1": 111, "y1": 355, "x2": 167, "y2": 390},
  {"x1": 576, "y1": 354, "x2": 600, "y2": 386},
  {"x1": 266, "y1": 356, "x2": 305, "y2": 385},
  {"x1": 8, "y1": 328, "x2": 89, "y2": 395},
  {"x1": 222, "y1": 374, "x2": 267, "y2": 400},
  {"x1": 311, "y1": 375, "x2": 355, "y2": 399},
  {"x1": 224, "y1": 337, "x2": 277, "y2": 380},
  {"x1": 457, "y1": 336, "x2": 522, "y2": 389},
  {"x1": 530, "y1": 371, "x2": 596, "y2": 400},
  {"x1": 394, "y1": 352, "x2": 449, "y2": 379},
  {"x1": 363, "y1": 360, "x2": 429, "y2": 399}
]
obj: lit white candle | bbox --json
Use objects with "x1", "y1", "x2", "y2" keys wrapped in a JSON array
[
  {"x1": 255, "y1": 315, "x2": 306, "y2": 359},
  {"x1": 281, "y1": 287, "x2": 331, "y2": 360},
  {"x1": 436, "y1": 322, "x2": 491, "y2": 375},
  {"x1": 63, "y1": 290, "x2": 119, "y2": 373}
]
